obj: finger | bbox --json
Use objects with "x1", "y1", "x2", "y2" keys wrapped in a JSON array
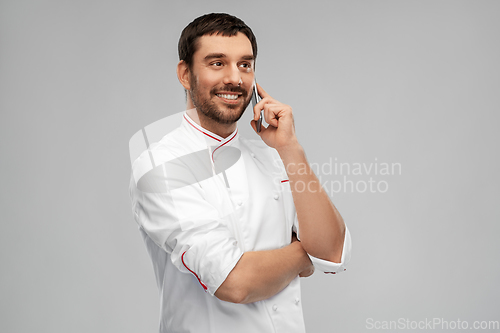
[
  {"x1": 250, "y1": 119, "x2": 259, "y2": 134},
  {"x1": 253, "y1": 98, "x2": 276, "y2": 121},
  {"x1": 252, "y1": 105, "x2": 261, "y2": 122},
  {"x1": 250, "y1": 119, "x2": 268, "y2": 135},
  {"x1": 263, "y1": 104, "x2": 280, "y2": 127},
  {"x1": 254, "y1": 99, "x2": 270, "y2": 121},
  {"x1": 253, "y1": 83, "x2": 276, "y2": 119}
]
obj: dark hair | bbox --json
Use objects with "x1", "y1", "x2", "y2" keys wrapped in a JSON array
[{"x1": 178, "y1": 13, "x2": 257, "y2": 69}]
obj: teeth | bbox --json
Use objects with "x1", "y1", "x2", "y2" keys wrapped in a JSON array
[{"x1": 217, "y1": 94, "x2": 239, "y2": 100}]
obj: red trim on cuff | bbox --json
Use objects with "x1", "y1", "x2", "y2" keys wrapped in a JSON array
[
  {"x1": 181, "y1": 251, "x2": 208, "y2": 291},
  {"x1": 281, "y1": 179, "x2": 289, "y2": 183}
]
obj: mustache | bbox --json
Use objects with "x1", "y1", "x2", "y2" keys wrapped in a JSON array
[{"x1": 211, "y1": 85, "x2": 247, "y2": 96}]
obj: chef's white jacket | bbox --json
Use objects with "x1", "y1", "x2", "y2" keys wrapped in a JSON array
[{"x1": 129, "y1": 112, "x2": 351, "y2": 333}]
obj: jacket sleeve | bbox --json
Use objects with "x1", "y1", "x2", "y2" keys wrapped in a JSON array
[{"x1": 129, "y1": 148, "x2": 243, "y2": 295}]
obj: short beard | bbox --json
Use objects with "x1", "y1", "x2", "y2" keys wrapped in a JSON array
[{"x1": 189, "y1": 73, "x2": 250, "y2": 125}]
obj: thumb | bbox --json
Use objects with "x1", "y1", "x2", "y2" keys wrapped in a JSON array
[{"x1": 250, "y1": 119, "x2": 268, "y2": 135}]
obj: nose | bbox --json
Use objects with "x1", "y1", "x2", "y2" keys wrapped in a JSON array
[{"x1": 222, "y1": 64, "x2": 242, "y2": 86}]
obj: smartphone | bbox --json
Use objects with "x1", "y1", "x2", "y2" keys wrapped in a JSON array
[{"x1": 251, "y1": 81, "x2": 263, "y2": 133}]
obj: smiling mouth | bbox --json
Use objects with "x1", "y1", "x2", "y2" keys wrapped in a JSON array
[{"x1": 216, "y1": 93, "x2": 240, "y2": 100}]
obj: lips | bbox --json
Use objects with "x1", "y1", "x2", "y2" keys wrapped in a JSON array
[
  {"x1": 211, "y1": 86, "x2": 247, "y2": 105},
  {"x1": 216, "y1": 93, "x2": 239, "y2": 100}
]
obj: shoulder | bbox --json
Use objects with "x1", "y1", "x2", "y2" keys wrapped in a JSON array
[
  {"x1": 131, "y1": 126, "x2": 201, "y2": 184},
  {"x1": 133, "y1": 128, "x2": 182, "y2": 164}
]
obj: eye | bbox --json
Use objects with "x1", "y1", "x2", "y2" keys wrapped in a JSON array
[
  {"x1": 239, "y1": 62, "x2": 253, "y2": 72},
  {"x1": 211, "y1": 61, "x2": 223, "y2": 67}
]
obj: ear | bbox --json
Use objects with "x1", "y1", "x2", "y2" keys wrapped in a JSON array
[{"x1": 177, "y1": 60, "x2": 191, "y2": 90}]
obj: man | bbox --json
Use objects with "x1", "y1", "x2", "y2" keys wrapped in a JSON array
[{"x1": 129, "y1": 13, "x2": 351, "y2": 333}]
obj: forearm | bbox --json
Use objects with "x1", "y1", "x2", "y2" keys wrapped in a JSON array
[
  {"x1": 278, "y1": 143, "x2": 346, "y2": 262},
  {"x1": 215, "y1": 241, "x2": 311, "y2": 304}
]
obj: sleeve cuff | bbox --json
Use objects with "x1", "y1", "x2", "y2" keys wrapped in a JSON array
[
  {"x1": 208, "y1": 250, "x2": 244, "y2": 296},
  {"x1": 308, "y1": 226, "x2": 352, "y2": 274}
]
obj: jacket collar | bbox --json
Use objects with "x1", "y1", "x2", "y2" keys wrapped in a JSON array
[{"x1": 182, "y1": 111, "x2": 239, "y2": 148}]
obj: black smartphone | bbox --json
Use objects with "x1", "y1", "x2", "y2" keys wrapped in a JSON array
[{"x1": 251, "y1": 81, "x2": 263, "y2": 132}]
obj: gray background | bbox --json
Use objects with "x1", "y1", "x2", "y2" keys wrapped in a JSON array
[{"x1": 1, "y1": 0, "x2": 499, "y2": 332}]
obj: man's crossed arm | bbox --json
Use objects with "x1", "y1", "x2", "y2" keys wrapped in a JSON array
[
  {"x1": 215, "y1": 234, "x2": 313, "y2": 304},
  {"x1": 216, "y1": 84, "x2": 347, "y2": 304}
]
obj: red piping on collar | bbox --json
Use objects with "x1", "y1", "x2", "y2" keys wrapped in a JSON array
[
  {"x1": 183, "y1": 114, "x2": 221, "y2": 142},
  {"x1": 211, "y1": 129, "x2": 238, "y2": 162}
]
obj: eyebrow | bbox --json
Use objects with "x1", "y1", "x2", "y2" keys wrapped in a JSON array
[{"x1": 203, "y1": 53, "x2": 255, "y2": 61}]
